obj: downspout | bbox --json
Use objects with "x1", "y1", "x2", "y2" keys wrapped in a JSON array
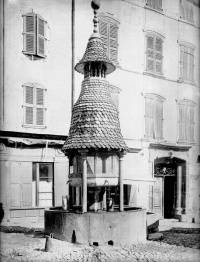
[
  {"x1": 0, "y1": 0, "x2": 5, "y2": 124},
  {"x1": 71, "y1": 0, "x2": 75, "y2": 111}
]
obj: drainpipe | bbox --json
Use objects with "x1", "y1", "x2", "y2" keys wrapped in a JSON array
[
  {"x1": 119, "y1": 153, "x2": 124, "y2": 212},
  {"x1": 0, "y1": 0, "x2": 5, "y2": 123},
  {"x1": 71, "y1": 0, "x2": 75, "y2": 111}
]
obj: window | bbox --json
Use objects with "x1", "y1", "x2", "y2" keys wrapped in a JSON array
[
  {"x1": 32, "y1": 163, "x2": 54, "y2": 207},
  {"x1": 180, "y1": 0, "x2": 194, "y2": 23},
  {"x1": 144, "y1": 94, "x2": 164, "y2": 139},
  {"x1": 179, "y1": 44, "x2": 194, "y2": 82},
  {"x1": 23, "y1": 12, "x2": 47, "y2": 58},
  {"x1": 98, "y1": 15, "x2": 119, "y2": 64},
  {"x1": 178, "y1": 100, "x2": 195, "y2": 143},
  {"x1": 23, "y1": 83, "x2": 46, "y2": 128},
  {"x1": 146, "y1": 34, "x2": 163, "y2": 75},
  {"x1": 146, "y1": 0, "x2": 162, "y2": 11},
  {"x1": 109, "y1": 84, "x2": 120, "y2": 110}
]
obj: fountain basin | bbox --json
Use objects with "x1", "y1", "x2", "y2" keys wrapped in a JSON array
[{"x1": 45, "y1": 208, "x2": 147, "y2": 246}]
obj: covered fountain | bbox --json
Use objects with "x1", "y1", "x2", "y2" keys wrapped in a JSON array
[{"x1": 45, "y1": 0, "x2": 147, "y2": 246}]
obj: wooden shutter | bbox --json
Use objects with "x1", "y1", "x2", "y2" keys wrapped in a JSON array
[
  {"x1": 179, "y1": 104, "x2": 186, "y2": 141},
  {"x1": 186, "y1": 105, "x2": 194, "y2": 142},
  {"x1": 25, "y1": 86, "x2": 34, "y2": 125},
  {"x1": 23, "y1": 14, "x2": 36, "y2": 54},
  {"x1": 145, "y1": 97, "x2": 154, "y2": 137},
  {"x1": 180, "y1": 45, "x2": 184, "y2": 79},
  {"x1": 190, "y1": 106, "x2": 194, "y2": 142},
  {"x1": 10, "y1": 162, "x2": 21, "y2": 207},
  {"x1": 36, "y1": 88, "x2": 44, "y2": 126},
  {"x1": 180, "y1": 0, "x2": 193, "y2": 22},
  {"x1": 37, "y1": 15, "x2": 46, "y2": 57},
  {"x1": 156, "y1": 0, "x2": 162, "y2": 10},
  {"x1": 155, "y1": 37, "x2": 162, "y2": 74},
  {"x1": 154, "y1": 177, "x2": 163, "y2": 218},
  {"x1": 21, "y1": 162, "x2": 32, "y2": 207},
  {"x1": 109, "y1": 22, "x2": 118, "y2": 63},
  {"x1": 149, "y1": 185, "x2": 153, "y2": 211},
  {"x1": 154, "y1": 99, "x2": 163, "y2": 139},
  {"x1": 54, "y1": 163, "x2": 68, "y2": 206},
  {"x1": 188, "y1": 47, "x2": 194, "y2": 82},
  {"x1": 99, "y1": 20, "x2": 108, "y2": 55},
  {"x1": 147, "y1": 0, "x2": 154, "y2": 8},
  {"x1": 146, "y1": 35, "x2": 154, "y2": 72}
]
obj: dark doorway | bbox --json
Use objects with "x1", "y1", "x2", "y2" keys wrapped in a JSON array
[{"x1": 164, "y1": 176, "x2": 176, "y2": 218}]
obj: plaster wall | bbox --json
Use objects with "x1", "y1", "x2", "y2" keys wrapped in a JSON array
[{"x1": 2, "y1": 0, "x2": 72, "y2": 135}]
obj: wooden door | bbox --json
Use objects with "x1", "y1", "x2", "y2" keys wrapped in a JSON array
[{"x1": 154, "y1": 176, "x2": 163, "y2": 218}]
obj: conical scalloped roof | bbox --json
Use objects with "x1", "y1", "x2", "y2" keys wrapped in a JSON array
[
  {"x1": 62, "y1": 78, "x2": 128, "y2": 152},
  {"x1": 75, "y1": 34, "x2": 115, "y2": 75}
]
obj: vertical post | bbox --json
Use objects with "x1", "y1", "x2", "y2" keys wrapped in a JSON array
[
  {"x1": 82, "y1": 154, "x2": 87, "y2": 213},
  {"x1": 176, "y1": 165, "x2": 182, "y2": 215},
  {"x1": 71, "y1": 0, "x2": 75, "y2": 111},
  {"x1": 119, "y1": 154, "x2": 124, "y2": 212}
]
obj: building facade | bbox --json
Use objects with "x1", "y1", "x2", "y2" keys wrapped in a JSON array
[{"x1": 0, "y1": 0, "x2": 199, "y2": 225}]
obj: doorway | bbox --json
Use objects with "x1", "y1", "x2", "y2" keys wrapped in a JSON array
[{"x1": 154, "y1": 157, "x2": 186, "y2": 219}]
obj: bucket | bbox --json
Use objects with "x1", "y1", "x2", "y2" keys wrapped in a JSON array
[{"x1": 45, "y1": 233, "x2": 53, "y2": 252}]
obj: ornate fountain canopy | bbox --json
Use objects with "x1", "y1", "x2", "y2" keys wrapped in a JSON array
[
  {"x1": 75, "y1": 1, "x2": 115, "y2": 76},
  {"x1": 62, "y1": 0, "x2": 128, "y2": 155}
]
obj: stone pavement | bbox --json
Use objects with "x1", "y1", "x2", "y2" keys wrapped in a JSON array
[{"x1": 0, "y1": 219, "x2": 200, "y2": 262}]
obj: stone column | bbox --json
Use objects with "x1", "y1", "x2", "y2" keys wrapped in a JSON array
[
  {"x1": 176, "y1": 165, "x2": 182, "y2": 215},
  {"x1": 82, "y1": 154, "x2": 87, "y2": 213},
  {"x1": 119, "y1": 154, "x2": 124, "y2": 212}
]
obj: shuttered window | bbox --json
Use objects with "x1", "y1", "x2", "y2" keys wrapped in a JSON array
[
  {"x1": 146, "y1": 34, "x2": 163, "y2": 75},
  {"x1": 179, "y1": 44, "x2": 194, "y2": 82},
  {"x1": 146, "y1": 0, "x2": 162, "y2": 11},
  {"x1": 99, "y1": 17, "x2": 119, "y2": 64},
  {"x1": 145, "y1": 95, "x2": 164, "y2": 139},
  {"x1": 180, "y1": 0, "x2": 194, "y2": 23},
  {"x1": 23, "y1": 12, "x2": 47, "y2": 58},
  {"x1": 178, "y1": 100, "x2": 195, "y2": 142},
  {"x1": 23, "y1": 83, "x2": 46, "y2": 128}
]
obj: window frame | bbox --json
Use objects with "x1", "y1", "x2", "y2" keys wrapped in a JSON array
[
  {"x1": 98, "y1": 13, "x2": 120, "y2": 65},
  {"x1": 32, "y1": 162, "x2": 54, "y2": 208},
  {"x1": 179, "y1": 42, "x2": 195, "y2": 83},
  {"x1": 22, "y1": 83, "x2": 47, "y2": 128},
  {"x1": 177, "y1": 99, "x2": 195, "y2": 143},
  {"x1": 145, "y1": 33, "x2": 164, "y2": 76},
  {"x1": 22, "y1": 12, "x2": 47, "y2": 59},
  {"x1": 144, "y1": 94, "x2": 165, "y2": 140}
]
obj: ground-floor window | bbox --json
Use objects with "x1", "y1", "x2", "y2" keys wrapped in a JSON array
[{"x1": 32, "y1": 162, "x2": 54, "y2": 207}]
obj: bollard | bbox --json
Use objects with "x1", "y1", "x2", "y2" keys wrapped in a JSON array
[{"x1": 45, "y1": 233, "x2": 53, "y2": 252}]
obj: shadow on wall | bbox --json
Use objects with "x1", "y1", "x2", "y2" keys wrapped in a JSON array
[{"x1": 0, "y1": 203, "x2": 5, "y2": 224}]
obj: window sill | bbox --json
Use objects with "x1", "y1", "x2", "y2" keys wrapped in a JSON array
[
  {"x1": 144, "y1": 5, "x2": 163, "y2": 15},
  {"x1": 22, "y1": 124, "x2": 47, "y2": 129},
  {"x1": 177, "y1": 79, "x2": 196, "y2": 86},
  {"x1": 177, "y1": 140, "x2": 196, "y2": 146},
  {"x1": 142, "y1": 137, "x2": 164, "y2": 143},
  {"x1": 9, "y1": 206, "x2": 51, "y2": 211},
  {"x1": 143, "y1": 71, "x2": 165, "y2": 80}
]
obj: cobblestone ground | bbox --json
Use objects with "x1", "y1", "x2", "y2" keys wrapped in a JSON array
[{"x1": 0, "y1": 228, "x2": 200, "y2": 262}]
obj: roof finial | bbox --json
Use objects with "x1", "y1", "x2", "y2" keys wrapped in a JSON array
[{"x1": 91, "y1": 0, "x2": 100, "y2": 34}]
